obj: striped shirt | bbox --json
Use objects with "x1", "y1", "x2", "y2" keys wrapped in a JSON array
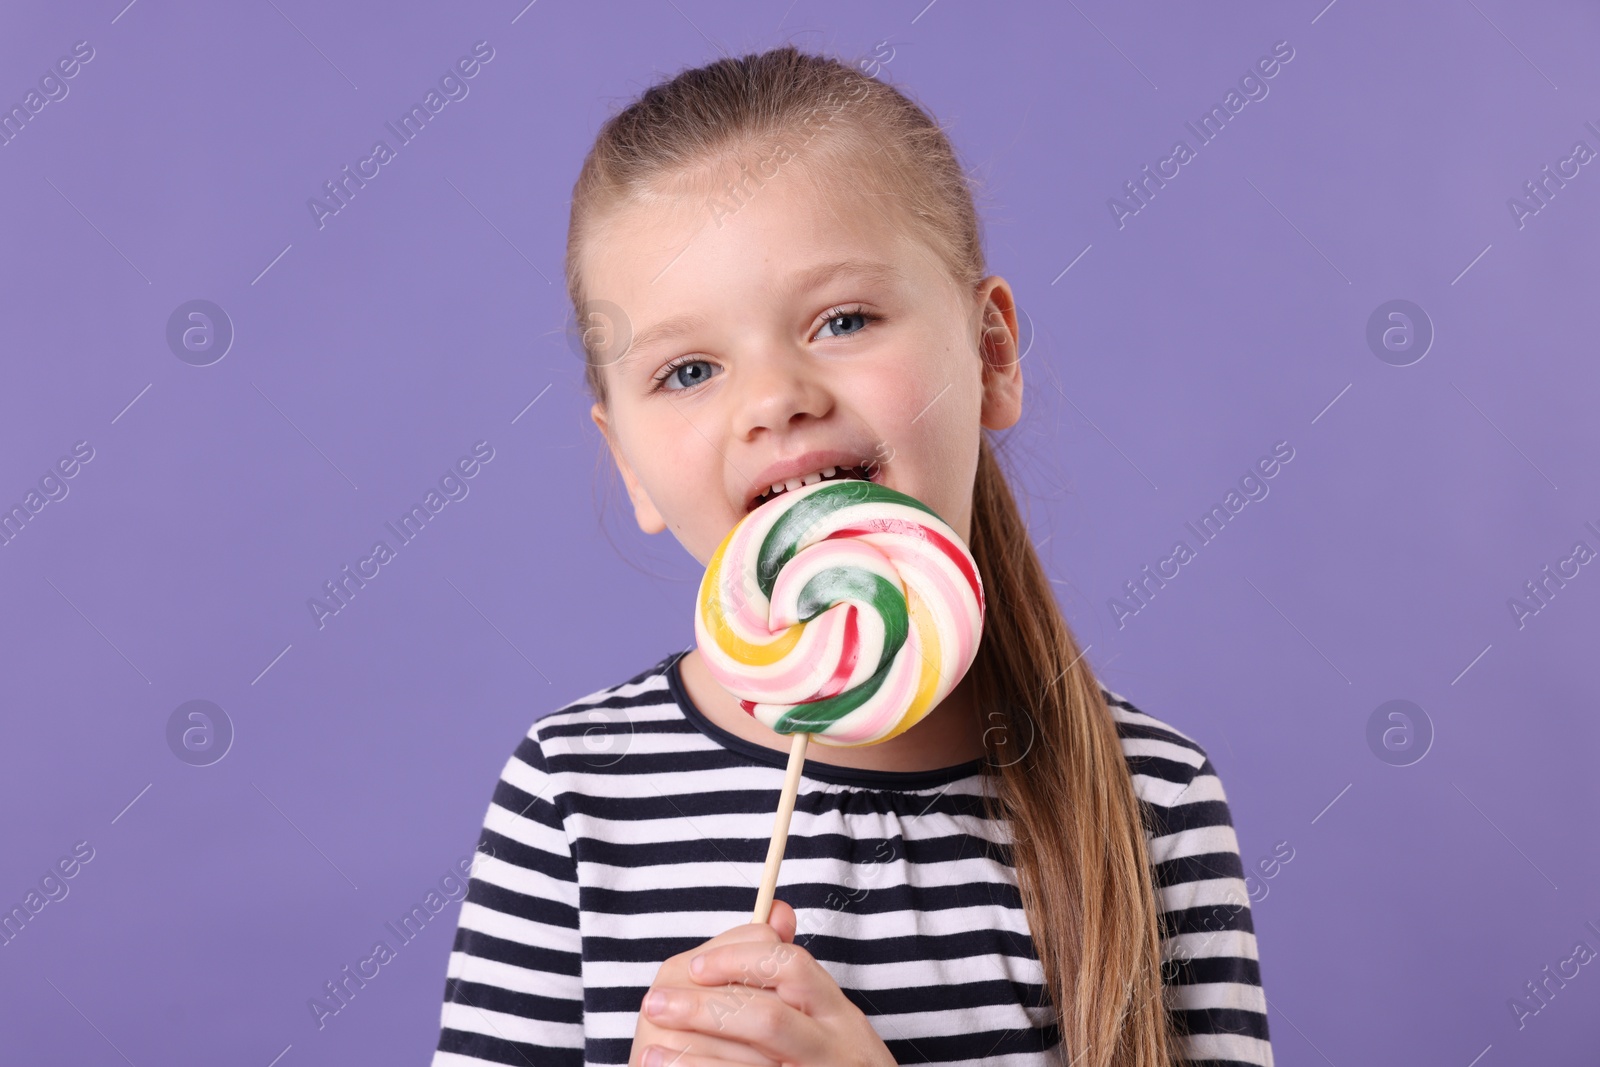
[{"x1": 431, "y1": 648, "x2": 1273, "y2": 1066}]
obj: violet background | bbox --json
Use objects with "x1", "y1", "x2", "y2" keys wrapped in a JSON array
[{"x1": 2, "y1": 1, "x2": 1596, "y2": 1064}]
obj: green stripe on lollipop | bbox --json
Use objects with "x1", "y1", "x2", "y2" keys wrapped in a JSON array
[
  {"x1": 768, "y1": 564, "x2": 909, "y2": 734},
  {"x1": 772, "y1": 656, "x2": 893, "y2": 734},
  {"x1": 755, "y1": 479, "x2": 939, "y2": 597}
]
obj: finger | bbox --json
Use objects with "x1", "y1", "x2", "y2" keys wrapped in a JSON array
[
  {"x1": 688, "y1": 940, "x2": 815, "y2": 1003},
  {"x1": 645, "y1": 983, "x2": 821, "y2": 1062},
  {"x1": 706, "y1": 919, "x2": 785, "y2": 947},
  {"x1": 674, "y1": 907, "x2": 793, "y2": 964},
  {"x1": 673, "y1": 920, "x2": 784, "y2": 968},
  {"x1": 646, "y1": 983, "x2": 787, "y2": 1030},
  {"x1": 764, "y1": 898, "x2": 797, "y2": 943},
  {"x1": 640, "y1": 1042, "x2": 771, "y2": 1067},
  {"x1": 636, "y1": 1026, "x2": 780, "y2": 1066}
]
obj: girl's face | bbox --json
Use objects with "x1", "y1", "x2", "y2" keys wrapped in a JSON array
[{"x1": 584, "y1": 159, "x2": 1023, "y2": 566}]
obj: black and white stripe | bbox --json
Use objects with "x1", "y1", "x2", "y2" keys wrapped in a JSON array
[{"x1": 431, "y1": 649, "x2": 1272, "y2": 1066}]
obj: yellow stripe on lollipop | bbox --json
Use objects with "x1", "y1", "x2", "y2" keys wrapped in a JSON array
[
  {"x1": 699, "y1": 527, "x2": 802, "y2": 667},
  {"x1": 851, "y1": 585, "x2": 944, "y2": 746}
]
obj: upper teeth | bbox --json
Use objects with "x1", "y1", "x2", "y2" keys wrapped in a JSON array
[
  {"x1": 757, "y1": 464, "x2": 869, "y2": 506},
  {"x1": 773, "y1": 467, "x2": 834, "y2": 495}
]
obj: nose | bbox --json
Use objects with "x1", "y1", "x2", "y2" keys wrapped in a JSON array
[{"x1": 732, "y1": 346, "x2": 834, "y2": 441}]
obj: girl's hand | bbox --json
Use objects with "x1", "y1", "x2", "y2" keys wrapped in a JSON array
[{"x1": 629, "y1": 899, "x2": 896, "y2": 1067}]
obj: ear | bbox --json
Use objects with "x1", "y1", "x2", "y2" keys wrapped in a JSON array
[
  {"x1": 590, "y1": 402, "x2": 667, "y2": 535},
  {"x1": 974, "y1": 277, "x2": 1023, "y2": 432}
]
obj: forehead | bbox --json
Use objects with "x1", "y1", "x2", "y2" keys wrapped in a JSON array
[
  {"x1": 579, "y1": 159, "x2": 944, "y2": 379},
  {"x1": 586, "y1": 158, "x2": 925, "y2": 300}
]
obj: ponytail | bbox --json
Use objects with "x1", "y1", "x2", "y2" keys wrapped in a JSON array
[{"x1": 968, "y1": 435, "x2": 1181, "y2": 1066}]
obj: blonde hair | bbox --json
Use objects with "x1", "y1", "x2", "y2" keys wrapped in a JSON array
[{"x1": 565, "y1": 45, "x2": 1180, "y2": 1067}]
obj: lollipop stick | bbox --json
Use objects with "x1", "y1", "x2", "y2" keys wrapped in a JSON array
[{"x1": 751, "y1": 730, "x2": 810, "y2": 925}]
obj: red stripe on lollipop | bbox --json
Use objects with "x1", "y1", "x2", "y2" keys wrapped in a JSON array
[
  {"x1": 815, "y1": 604, "x2": 859, "y2": 700},
  {"x1": 826, "y1": 518, "x2": 984, "y2": 608}
]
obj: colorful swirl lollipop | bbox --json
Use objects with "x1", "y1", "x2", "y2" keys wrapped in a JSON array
[{"x1": 695, "y1": 477, "x2": 985, "y2": 748}]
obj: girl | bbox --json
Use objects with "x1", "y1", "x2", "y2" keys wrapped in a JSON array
[{"x1": 431, "y1": 46, "x2": 1272, "y2": 1067}]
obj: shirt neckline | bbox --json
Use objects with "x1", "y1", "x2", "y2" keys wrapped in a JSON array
[{"x1": 663, "y1": 647, "x2": 988, "y2": 790}]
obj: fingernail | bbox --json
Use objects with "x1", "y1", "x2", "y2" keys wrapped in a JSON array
[
  {"x1": 643, "y1": 1047, "x2": 664, "y2": 1067},
  {"x1": 689, "y1": 953, "x2": 704, "y2": 976},
  {"x1": 645, "y1": 990, "x2": 667, "y2": 1016}
]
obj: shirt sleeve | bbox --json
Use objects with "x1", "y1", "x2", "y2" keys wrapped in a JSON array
[
  {"x1": 1144, "y1": 751, "x2": 1275, "y2": 1067},
  {"x1": 431, "y1": 725, "x2": 586, "y2": 1066}
]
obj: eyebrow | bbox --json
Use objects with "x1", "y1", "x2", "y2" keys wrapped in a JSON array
[{"x1": 617, "y1": 258, "x2": 906, "y2": 371}]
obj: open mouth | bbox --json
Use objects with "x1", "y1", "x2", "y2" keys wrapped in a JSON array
[{"x1": 748, "y1": 464, "x2": 877, "y2": 513}]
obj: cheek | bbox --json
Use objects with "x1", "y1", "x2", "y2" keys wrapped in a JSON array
[
  {"x1": 875, "y1": 371, "x2": 980, "y2": 457},
  {"x1": 857, "y1": 358, "x2": 943, "y2": 429},
  {"x1": 634, "y1": 417, "x2": 732, "y2": 529},
  {"x1": 871, "y1": 365, "x2": 982, "y2": 520}
]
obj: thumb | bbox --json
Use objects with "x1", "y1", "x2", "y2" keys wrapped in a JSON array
[{"x1": 765, "y1": 898, "x2": 797, "y2": 943}]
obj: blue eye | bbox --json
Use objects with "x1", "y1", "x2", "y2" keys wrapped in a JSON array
[
  {"x1": 653, "y1": 357, "x2": 718, "y2": 393},
  {"x1": 815, "y1": 306, "x2": 877, "y2": 339},
  {"x1": 650, "y1": 306, "x2": 880, "y2": 394}
]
